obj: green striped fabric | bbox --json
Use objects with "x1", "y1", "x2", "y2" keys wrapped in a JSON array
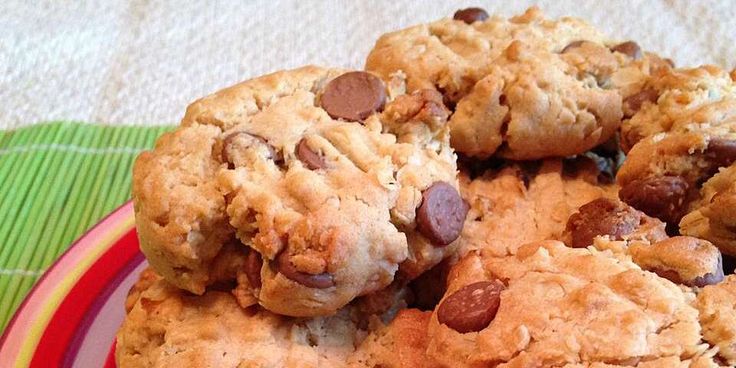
[{"x1": 0, "y1": 122, "x2": 173, "y2": 332}]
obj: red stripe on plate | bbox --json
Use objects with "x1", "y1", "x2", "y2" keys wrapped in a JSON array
[
  {"x1": 29, "y1": 229, "x2": 140, "y2": 367},
  {"x1": 104, "y1": 340, "x2": 117, "y2": 368}
]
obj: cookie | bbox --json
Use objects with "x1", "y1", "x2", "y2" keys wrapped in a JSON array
[
  {"x1": 696, "y1": 275, "x2": 736, "y2": 366},
  {"x1": 620, "y1": 65, "x2": 736, "y2": 151},
  {"x1": 615, "y1": 64, "x2": 736, "y2": 226},
  {"x1": 348, "y1": 309, "x2": 440, "y2": 368},
  {"x1": 426, "y1": 241, "x2": 718, "y2": 367},
  {"x1": 681, "y1": 163, "x2": 736, "y2": 256},
  {"x1": 616, "y1": 132, "x2": 736, "y2": 225},
  {"x1": 564, "y1": 197, "x2": 725, "y2": 287},
  {"x1": 564, "y1": 197, "x2": 668, "y2": 249},
  {"x1": 366, "y1": 7, "x2": 669, "y2": 159},
  {"x1": 133, "y1": 66, "x2": 466, "y2": 317},
  {"x1": 116, "y1": 269, "x2": 359, "y2": 368},
  {"x1": 449, "y1": 40, "x2": 622, "y2": 159},
  {"x1": 458, "y1": 157, "x2": 617, "y2": 258}
]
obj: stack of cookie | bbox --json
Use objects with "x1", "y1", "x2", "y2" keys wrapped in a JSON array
[{"x1": 116, "y1": 7, "x2": 736, "y2": 367}]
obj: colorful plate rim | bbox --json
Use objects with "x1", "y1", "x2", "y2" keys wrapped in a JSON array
[{"x1": 0, "y1": 201, "x2": 140, "y2": 367}]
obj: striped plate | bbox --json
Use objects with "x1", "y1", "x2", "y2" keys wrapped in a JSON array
[{"x1": 0, "y1": 202, "x2": 144, "y2": 367}]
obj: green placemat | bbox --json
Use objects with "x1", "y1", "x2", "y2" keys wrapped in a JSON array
[{"x1": 0, "y1": 122, "x2": 173, "y2": 332}]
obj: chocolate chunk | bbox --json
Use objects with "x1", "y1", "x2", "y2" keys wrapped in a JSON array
[
  {"x1": 245, "y1": 249, "x2": 263, "y2": 288},
  {"x1": 561, "y1": 40, "x2": 587, "y2": 53},
  {"x1": 619, "y1": 176, "x2": 690, "y2": 225},
  {"x1": 566, "y1": 198, "x2": 642, "y2": 248},
  {"x1": 453, "y1": 7, "x2": 489, "y2": 24},
  {"x1": 416, "y1": 182, "x2": 469, "y2": 246},
  {"x1": 611, "y1": 41, "x2": 643, "y2": 60},
  {"x1": 650, "y1": 254, "x2": 724, "y2": 287},
  {"x1": 705, "y1": 138, "x2": 736, "y2": 171},
  {"x1": 437, "y1": 280, "x2": 505, "y2": 333},
  {"x1": 320, "y1": 71, "x2": 386, "y2": 122},
  {"x1": 296, "y1": 138, "x2": 326, "y2": 170},
  {"x1": 632, "y1": 237, "x2": 724, "y2": 287},
  {"x1": 623, "y1": 88, "x2": 658, "y2": 117},
  {"x1": 222, "y1": 131, "x2": 279, "y2": 168},
  {"x1": 274, "y1": 250, "x2": 335, "y2": 289}
]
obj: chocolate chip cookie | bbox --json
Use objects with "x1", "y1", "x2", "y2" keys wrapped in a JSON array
[
  {"x1": 620, "y1": 65, "x2": 736, "y2": 152},
  {"x1": 348, "y1": 309, "x2": 439, "y2": 368},
  {"x1": 564, "y1": 197, "x2": 725, "y2": 288},
  {"x1": 366, "y1": 6, "x2": 670, "y2": 160},
  {"x1": 458, "y1": 157, "x2": 617, "y2": 258},
  {"x1": 616, "y1": 132, "x2": 736, "y2": 226},
  {"x1": 426, "y1": 241, "x2": 719, "y2": 367},
  {"x1": 681, "y1": 163, "x2": 736, "y2": 256},
  {"x1": 615, "y1": 65, "x2": 736, "y2": 229},
  {"x1": 696, "y1": 275, "x2": 736, "y2": 366},
  {"x1": 116, "y1": 269, "x2": 360, "y2": 368},
  {"x1": 133, "y1": 66, "x2": 466, "y2": 317}
]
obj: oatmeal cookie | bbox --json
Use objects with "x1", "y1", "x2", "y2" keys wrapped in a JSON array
[
  {"x1": 426, "y1": 241, "x2": 716, "y2": 367},
  {"x1": 620, "y1": 65, "x2": 736, "y2": 151},
  {"x1": 116, "y1": 270, "x2": 359, "y2": 368},
  {"x1": 616, "y1": 132, "x2": 736, "y2": 225},
  {"x1": 696, "y1": 275, "x2": 736, "y2": 366},
  {"x1": 348, "y1": 309, "x2": 440, "y2": 368},
  {"x1": 681, "y1": 163, "x2": 736, "y2": 256},
  {"x1": 133, "y1": 66, "x2": 466, "y2": 317},
  {"x1": 449, "y1": 40, "x2": 622, "y2": 159},
  {"x1": 366, "y1": 7, "x2": 670, "y2": 159},
  {"x1": 564, "y1": 197, "x2": 724, "y2": 287},
  {"x1": 459, "y1": 157, "x2": 617, "y2": 258}
]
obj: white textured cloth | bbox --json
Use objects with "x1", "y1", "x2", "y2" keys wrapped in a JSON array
[{"x1": 1, "y1": 0, "x2": 735, "y2": 129}]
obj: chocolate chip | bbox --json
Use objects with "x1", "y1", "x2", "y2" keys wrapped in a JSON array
[
  {"x1": 611, "y1": 41, "x2": 643, "y2": 60},
  {"x1": 665, "y1": 58, "x2": 675, "y2": 68},
  {"x1": 692, "y1": 261, "x2": 725, "y2": 287},
  {"x1": 320, "y1": 71, "x2": 386, "y2": 122},
  {"x1": 650, "y1": 254, "x2": 724, "y2": 287},
  {"x1": 274, "y1": 250, "x2": 335, "y2": 289},
  {"x1": 566, "y1": 198, "x2": 642, "y2": 248},
  {"x1": 245, "y1": 249, "x2": 263, "y2": 288},
  {"x1": 296, "y1": 138, "x2": 326, "y2": 170},
  {"x1": 561, "y1": 40, "x2": 587, "y2": 53},
  {"x1": 416, "y1": 182, "x2": 469, "y2": 246},
  {"x1": 704, "y1": 138, "x2": 736, "y2": 171},
  {"x1": 437, "y1": 280, "x2": 505, "y2": 333},
  {"x1": 623, "y1": 88, "x2": 658, "y2": 117},
  {"x1": 222, "y1": 132, "x2": 279, "y2": 168},
  {"x1": 453, "y1": 7, "x2": 489, "y2": 24},
  {"x1": 619, "y1": 176, "x2": 690, "y2": 225}
]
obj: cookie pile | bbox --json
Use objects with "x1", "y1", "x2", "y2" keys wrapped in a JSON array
[{"x1": 117, "y1": 7, "x2": 736, "y2": 367}]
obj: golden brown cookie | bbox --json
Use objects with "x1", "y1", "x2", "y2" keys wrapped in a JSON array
[
  {"x1": 133, "y1": 66, "x2": 466, "y2": 317},
  {"x1": 366, "y1": 7, "x2": 669, "y2": 160},
  {"x1": 348, "y1": 309, "x2": 440, "y2": 368},
  {"x1": 426, "y1": 241, "x2": 716, "y2": 367},
  {"x1": 681, "y1": 163, "x2": 736, "y2": 256},
  {"x1": 458, "y1": 157, "x2": 617, "y2": 258},
  {"x1": 620, "y1": 65, "x2": 736, "y2": 151},
  {"x1": 616, "y1": 132, "x2": 736, "y2": 226},
  {"x1": 116, "y1": 270, "x2": 360, "y2": 368},
  {"x1": 696, "y1": 275, "x2": 736, "y2": 366},
  {"x1": 449, "y1": 40, "x2": 622, "y2": 159},
  {"x1": 564, "y1": 197, "x2": 724, "y2": 288}
]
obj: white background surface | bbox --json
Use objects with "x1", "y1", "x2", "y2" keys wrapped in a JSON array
[{"x1": 1, "y1": 0, "x2": 735, "y2": 129}]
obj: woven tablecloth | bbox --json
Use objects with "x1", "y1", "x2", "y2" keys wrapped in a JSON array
[{"x1": 1, "y1": 0, "x2": 735, "y2": 332}]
